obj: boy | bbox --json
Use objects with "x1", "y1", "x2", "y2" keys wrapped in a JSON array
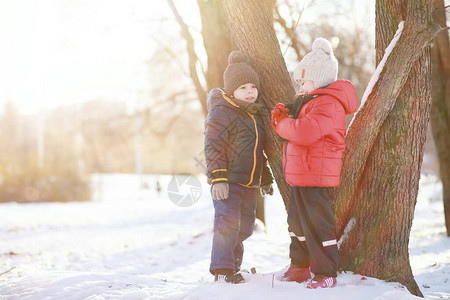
[
  {"x1": 271, "y1": 38, "x2": 358, "y2": 288},
  {"x1": 204, "y1": 51, "x2": 273, "y2": 283}
]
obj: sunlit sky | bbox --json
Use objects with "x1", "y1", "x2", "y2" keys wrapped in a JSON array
[
  {"x1": 0, "y1": 0, "x2": 394, "y2": 115},
  {"x1": 0, "y1": 0, "x2": 199, "y2": 114}
]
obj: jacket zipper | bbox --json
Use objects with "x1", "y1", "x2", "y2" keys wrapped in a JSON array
[
  {"x1": 220, "y1": 91, "x2": 258, "y2": 187},
  {"x1": 245, "y1": 112, "x2": 258, "y2": 186}
]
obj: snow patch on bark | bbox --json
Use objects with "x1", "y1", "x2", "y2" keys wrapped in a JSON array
[
  {"x1": 347, "y1": 21, "x2": 405, "y2": 133},
  {"x1": 338, "y1": 218, "x2": 356, "y2": 249}
]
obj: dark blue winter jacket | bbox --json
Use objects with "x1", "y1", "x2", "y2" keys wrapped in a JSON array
[{"x1": 204, "y1": 88, "x2": 273, "y2": 187}]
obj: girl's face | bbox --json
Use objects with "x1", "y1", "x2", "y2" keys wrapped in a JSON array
[
  {"x1": 232, "y1": 83, "x2": 258, "y2": 103},
  {"x1": 298, "y1": 80, "x2": 315, "y2": 95}
]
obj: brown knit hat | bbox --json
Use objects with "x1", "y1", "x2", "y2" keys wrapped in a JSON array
[{"x1": 223, "y1": 51, "x2": 260, "y2": 95}]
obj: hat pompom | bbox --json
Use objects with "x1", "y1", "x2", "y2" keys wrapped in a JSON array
[
  {"x1": 312, "y1": 38, "x2": 333, "y2": 56},
  {"x1": 228, "y1": 50, "x2": 247, "y2": 64}
]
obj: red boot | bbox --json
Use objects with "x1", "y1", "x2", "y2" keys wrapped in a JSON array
[
  {"x1": 281, "y1": 264, "x2": 311, "y2": 283},
  {"x1": 306, "y1": 275, "x2": 337, "y2": 289}
]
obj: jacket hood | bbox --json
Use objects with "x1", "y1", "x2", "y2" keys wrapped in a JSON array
[
  {"x1": 207, "y1": 88, "x2": 237, "y2": 112},
  {"x1": 310, "y1": 80, "x2": 358, "y2": 115}
]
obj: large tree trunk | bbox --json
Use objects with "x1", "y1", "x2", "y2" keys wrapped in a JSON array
[
  {"x1": 430, "y1": 0, "x2": 450, "y2": 237},
  {"x1": 197, "y1": 0, "x2": 232, "y2": 93},
  {"x1": 334, "y1": 0, "x2": 442, "y2": 297},
  {"x1": 221, "y1": 0, "x2": 294, "y2": 207}
]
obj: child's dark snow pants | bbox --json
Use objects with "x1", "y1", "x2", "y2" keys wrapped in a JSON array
[
  {"x1": 288, "y1": 186, "x2": 339, "y2": 277},
  {"x1": 210, "y1": 183, "x2": 257, "y2": 274}
]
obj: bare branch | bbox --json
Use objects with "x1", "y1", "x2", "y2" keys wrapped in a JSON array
[
  {"x1": 150, "y1": 36, "x2": 190, "y2": 78},
  {"x1": 273, "y1": 2, "x2": 304, "y2": 59}
]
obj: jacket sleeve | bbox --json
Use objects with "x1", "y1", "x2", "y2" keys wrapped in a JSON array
[
  {"x1": 204, "y1": 107, "x2": 231, "y2": 185},
  {"x1": 275, "y1": 97, "x2": 335, "y2": 145},
  {"x1": 260, "y1": 153, "x2": 274, "y2": 187}
]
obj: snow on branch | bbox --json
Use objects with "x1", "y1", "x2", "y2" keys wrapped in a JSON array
[{"x1": 347, "y1": 21, "x2": 405, "y2": 133}]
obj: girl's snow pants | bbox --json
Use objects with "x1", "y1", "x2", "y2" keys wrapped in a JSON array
[{"x1": 288, "y1": 186, "x2": 339, "y2": 277}]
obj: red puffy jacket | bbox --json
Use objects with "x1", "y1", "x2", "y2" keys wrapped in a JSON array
[{"x1": 275, "y1": 80, "x2": 358, "y2": 187}]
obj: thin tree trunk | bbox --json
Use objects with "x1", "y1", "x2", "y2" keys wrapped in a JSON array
[
  {"x1": 167, "y1": 0, "x2": 208, "y2": 116},
  {"x1": 256, "y1": 191, "x2": 266, "y2": 225},
  {"x1": 197, "y1": 0, "x2": 232, "y2": 93},
  {"x1": 334, "y1": 0, "x2": 443, "y2": 296},
  {"x1": 430, "y1": 0, "x2": 450, "y2": 237},
  {"x1": 221, "y1": 0, "x2": 295, "y2": 208}
]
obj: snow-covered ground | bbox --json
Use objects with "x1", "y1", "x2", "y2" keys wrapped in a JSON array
[{"x1": 0, "y1": 174, "x2": 449, "y2": 299}]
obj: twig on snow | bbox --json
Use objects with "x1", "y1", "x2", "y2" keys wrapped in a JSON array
[{"x1": 0, "y1": 267, "x2": 16, "y2": 277}]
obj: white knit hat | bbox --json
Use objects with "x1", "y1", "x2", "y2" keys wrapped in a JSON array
[{"x1": 294, "y1": 38, "x2": 338, "y2": 89}]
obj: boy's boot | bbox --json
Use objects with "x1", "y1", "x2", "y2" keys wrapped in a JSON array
[
  {"x1": 306, "y1": 275, "x2": 337, "y2": 289},
  {"x1": 214, "y1": 269, "x2": 245, "y2": 284},
  {"x1": 281, "y1": 264, "x2": 311, "y2": 283}
]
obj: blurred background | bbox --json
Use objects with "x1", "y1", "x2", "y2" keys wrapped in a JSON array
[{"x1": 0, "y1": 0, "x2": 443, "y2": 203}]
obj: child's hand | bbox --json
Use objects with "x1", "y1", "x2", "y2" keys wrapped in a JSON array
[
  {"x1": 271, "y1": 103, "x2": 289, "y2": 129},
  {"x1": 273, "y1": 103, "x2": 289, "y2": 113},
  {"x1": 212, "y1": 182, "x2": 229, "y2": 200},
  {"x1": 260, "y1": 184, "x2": 274, "y2": 196}
]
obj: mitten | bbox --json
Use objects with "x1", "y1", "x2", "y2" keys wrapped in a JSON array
[
  {"x1": 212, "y1": 182, "x2": 229, "y2": 200},
  {"x1": 271, "y1": 103, "x2": 289, "y2": 129}
]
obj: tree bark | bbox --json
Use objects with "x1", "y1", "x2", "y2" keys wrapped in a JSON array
[
  {"x1": 334, "y1": 0, "x2": 442, "y2": 296},
  {"x1": 430, "y1": 0, "x2": 450, "y2": 237},
  {"x1": 197, "y1": 0, "x2": 232, "y2": 93},
  {"x1": 221, "y1": 0, "x2": 295, "y2": 208}
]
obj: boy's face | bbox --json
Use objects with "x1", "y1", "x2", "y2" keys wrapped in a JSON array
[
  {"x1": 232, "y1": 83, "x2": 258, "y2": 103},
  {"x1": 298, "y1": 80, "x2": 315, "y2": 95}
]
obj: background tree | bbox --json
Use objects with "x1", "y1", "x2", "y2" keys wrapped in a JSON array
[
  {"x1": 430, "y1": 0, "x2": 450, "y2": 236},
  {"x1": 273, "y1": 0, "x2": 306, "y2": 60},
  {"x1": 167, "y1": 0, "x2": 208, "y2": 116},
  {"x1": 168, "y1": 0, "x2": 232, "y2": 116},
  {"x1": 197, "y1": 0, "x2": 233, "y2": 91}
]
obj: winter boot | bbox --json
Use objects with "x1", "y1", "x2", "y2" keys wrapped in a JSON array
[
  {"x1": 214, "y1": 269, "x2": 245, "y2": 284},
  {"x1": 280, "y1": 264, "x2": 311, "y2": 283},
  {"x1": 306, "y1": 275, "x2": 337, "y2": 289}
]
